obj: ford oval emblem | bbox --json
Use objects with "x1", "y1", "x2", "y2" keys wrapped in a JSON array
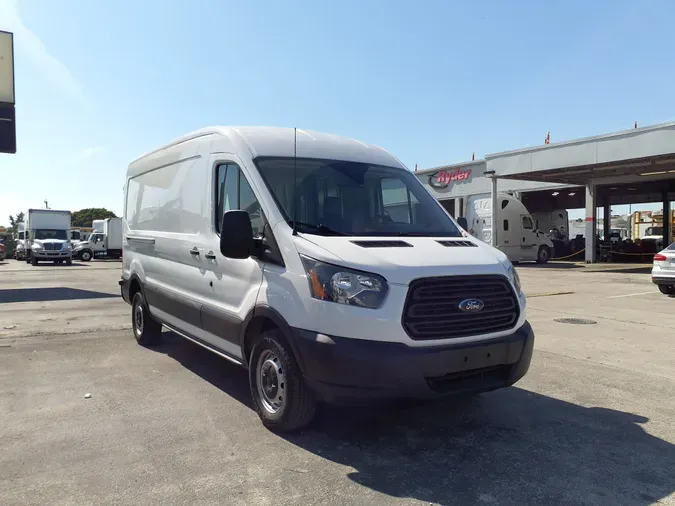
[{"x1": 458, "y1": 298, "x2": 485, "y2": 312}]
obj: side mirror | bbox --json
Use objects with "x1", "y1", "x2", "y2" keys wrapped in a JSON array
[
  {"x1": 457, "y1": 217, "x2": 468, "y2": 230},
  {"x1": 219, "y1": 210, "x2": 253, "y2": 259}
]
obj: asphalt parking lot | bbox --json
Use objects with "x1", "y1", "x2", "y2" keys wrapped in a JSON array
[{"x1": 1, "y1": 259, "x2": 674, "y2": 505}]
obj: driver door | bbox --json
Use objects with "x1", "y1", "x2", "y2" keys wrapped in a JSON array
[
  {"x1": 195, "y1": 155, "x2": 265, "y2": 359},
  {"x1": 520, "y1": 215, "x2": 538, "y2": 261}
]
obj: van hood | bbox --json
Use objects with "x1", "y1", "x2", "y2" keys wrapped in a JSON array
[{"x1": 296, "y1": 234, "x2": 509, "y2": 285}]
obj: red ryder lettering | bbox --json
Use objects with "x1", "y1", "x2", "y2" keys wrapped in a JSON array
[{"x1": 428, "y1": 168, "x2": 472, "y2": 189}]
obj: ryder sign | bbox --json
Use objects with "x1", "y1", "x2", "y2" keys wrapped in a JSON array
[{"x1": 428, "y1": 167, "x2": 472, "y2": 189}]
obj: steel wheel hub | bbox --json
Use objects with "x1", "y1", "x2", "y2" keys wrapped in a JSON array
[
  {"x1": 134, "y1": 302, "x2": 144, "y2": 335},
  {"x1": 257, "y1": 351, "x2": 286, "y2": 414}
]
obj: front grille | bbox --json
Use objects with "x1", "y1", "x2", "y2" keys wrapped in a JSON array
[
  {"x1": 402, "y1": 275, "x2": 519, "y2": 340},
  {"x1": 43, "y1": 243, "x2": 60, "y2": 251}
]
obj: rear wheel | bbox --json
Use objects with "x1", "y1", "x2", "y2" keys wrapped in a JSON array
[
  {"x1": 249, "y1": 329, "x2": 316, "y2": 432},
  {"x1": 537, "y1": 245, "x2": 550, "y2": 264},
  {"x1": 131, "y1": 291, "x2": 162, "y2": 346},
  {"x1": 658, "y1": 284, "x2": 675, "y2": 295}
]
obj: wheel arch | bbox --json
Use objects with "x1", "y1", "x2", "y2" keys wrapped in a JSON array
[{"x1": 239, "y1": 305, "x2": 304, "y2": 371}]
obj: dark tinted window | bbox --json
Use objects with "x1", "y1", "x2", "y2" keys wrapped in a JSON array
[
  {"x1": 256, "y1": 157, "x2": 461, "y2": 237},
  {"x1": 501, "y1": 200, "x2": 509, "y2": 209},
  {"x1": 503, "y1": 219, "x2": 509, "y2": 231}
]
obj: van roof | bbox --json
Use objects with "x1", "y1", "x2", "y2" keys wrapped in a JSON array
[{"x1": 128, "y1": 126, "x2": 406, "y2": 176}]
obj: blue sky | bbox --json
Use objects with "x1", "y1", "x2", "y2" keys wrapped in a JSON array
[{"x1": 1, "y1": 0, "x2": 674, "y2": 225}]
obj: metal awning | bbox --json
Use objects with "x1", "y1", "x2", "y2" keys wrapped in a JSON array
[{"x1": 486, "y1": 122, "x2": 675, "y2": 185}]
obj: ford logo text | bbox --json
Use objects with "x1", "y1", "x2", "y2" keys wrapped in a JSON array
[{"x1": 458, "y1": 299, "x2": 485, "y2": 312}]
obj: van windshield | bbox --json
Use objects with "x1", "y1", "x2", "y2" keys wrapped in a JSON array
[
  {"x1": 34, "y1": 229, "x2": 68, "y2": 240},
  {"x1": 256, "y1": 157, "x2": 461, "y2": 237}
]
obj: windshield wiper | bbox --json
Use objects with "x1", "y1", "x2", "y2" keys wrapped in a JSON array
[{"x1": 289, "y1": 221, "x2": 347, "y2": 236}]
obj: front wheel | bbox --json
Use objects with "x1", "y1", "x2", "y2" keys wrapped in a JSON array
[
  {"x1": 80, "y1": 250, "x2": 93, "y2": 262},
  {"x1": 131, "y1": 291, "x2": 162, "y2": 346},
  {"x1": 249, "y1": 329, "x2": 316, "y2": 432},
  {"x1": 31, "y1": 256, "x2": 38, "y2": 266},
  {"x1": 65, "y1": 258, "x2": 72, "y2": 266},
  {"x1": 658, "y1": 284, "x2": 675, "y2": 295},
  {"x1": 537, "y1": 245, "x2": 550, "y2": 264}
]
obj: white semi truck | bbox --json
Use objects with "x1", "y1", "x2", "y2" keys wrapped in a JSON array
[
  {"x1": 25, "y1": 209, "x2": 73, "y2": 266},
  {"x1": 73, "y1": 217, "x2": 122, "y2": 261},
  {"x1": 463, "y1": 193, "x2": 556, "y2": 263}
]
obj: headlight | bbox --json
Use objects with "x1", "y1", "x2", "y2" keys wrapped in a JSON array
[
  {"x1": 507, "y1": 263, "x2": 522, "y2": 293},
  {"x1": 32, "y1": 245, "x2": 43, "y2": 251},
  {"x1": 63, "y1": 243, "x2": 72, "y2": 250},
  {"x1": 300, "y1": 255, "x2": 388, "y2": 309}
]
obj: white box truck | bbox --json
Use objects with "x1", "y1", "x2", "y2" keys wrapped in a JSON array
[
  {"x1": 25, "y1": 209, "x2": 73, "y2": 266},
  {"x1": 73, "y1": 217, "x2": 122, "y2": 261}
]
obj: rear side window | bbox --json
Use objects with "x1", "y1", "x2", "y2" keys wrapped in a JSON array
[
  {"x1": 125, "y1": 156, "x2": 208, "y2": 234},
  {"x1": 215, "y1": 163, "x2": 263, "y2": 236}
]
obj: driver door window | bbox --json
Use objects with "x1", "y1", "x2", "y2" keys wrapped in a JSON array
[
  {"x1": 522, "y1": 216, "x2": 534, "y2": 230},
  {"x1": 215, "y1": 163, "x2": 263, "y2": 236}
]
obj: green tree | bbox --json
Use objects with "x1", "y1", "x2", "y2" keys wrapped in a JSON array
[
  {"x1": 8, "y1": 211, "x2": 25, "y2": 233},
  {"x1": 71, "y1": 208, "x2": 117, "y2": 228}
]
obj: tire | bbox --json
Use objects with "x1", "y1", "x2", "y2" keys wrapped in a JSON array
[
  {"x1": 658, "y1": 284, "x2": 675, "y2": 295},
  {"x1": 537, "y1": 245, "x2": 550, "y2": 264},
  {"x1": 66, "y1": 258, "x2": 72, "y2": 266},
  {"x1": 80, "y1": 250, "x2": 93, "y2": 262},
  {"x1": 31, "y1": 256, "x2": 38, "y2": 266},
  {"x1": 249, "y1": 329, "x2": 316, "y2": 432},
  {"x1": 131, "y1": 291, "x2": 163, "y2": 346}
]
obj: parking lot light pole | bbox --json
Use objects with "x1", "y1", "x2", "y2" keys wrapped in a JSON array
[{"x1": 585, "y1": 183, "x2": 597, "y2": 263}]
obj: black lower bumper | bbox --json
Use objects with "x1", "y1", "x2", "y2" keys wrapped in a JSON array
[
  {"x1": 291, "y1": 322, "x2": 535, "y2": 404},
  {"x1": 652, "y1": 276, "x2": 675, "y2": 286}
]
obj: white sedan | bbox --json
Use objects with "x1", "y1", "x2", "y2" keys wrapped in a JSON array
[{"x1": 651, "y1": 243, "x2": 675, "y2": 295}]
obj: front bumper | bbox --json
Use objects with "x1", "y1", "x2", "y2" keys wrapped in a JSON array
[
  {"x1": 291, "y1": 322, "x2": 535, "y2": 404},
  {"x1": 33, "y1": 251, "x2": 71, "y2": 259}
]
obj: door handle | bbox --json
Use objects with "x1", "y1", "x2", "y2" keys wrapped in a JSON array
[
  {"x1": 205, "y1": 251, "x2": 216, "y2": 260},
  {"x1": 189, "y1": 247, "x2": 200, "y2": 256}
]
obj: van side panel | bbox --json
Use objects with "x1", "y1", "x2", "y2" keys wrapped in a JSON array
[{"x1": 124, "y1": 138, "x2": 214, "y2": 338}]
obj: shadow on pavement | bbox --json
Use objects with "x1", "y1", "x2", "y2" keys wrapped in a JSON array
[
  {"x1": 154, "y1": 331, "x2": 252, "y2": 407},
  {"x1": 154, "y1": 332, "x2": 675, "y2": 505},
  {"x1": 0, "y1": 287, "x2": 118, "y2": 303}
]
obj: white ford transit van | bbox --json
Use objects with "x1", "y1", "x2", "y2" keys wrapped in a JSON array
[{"x1": 120, "y1": 127, "x2": 534, "y2": 432}]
